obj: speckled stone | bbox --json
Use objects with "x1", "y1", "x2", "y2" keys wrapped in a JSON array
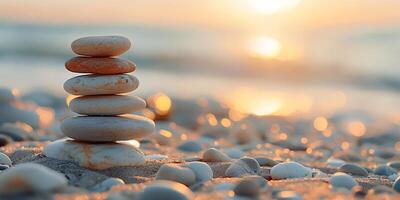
[
  {"x1": 64, "y1": 74, "x2": 139, "y2": 95},
  {"x1": 65, "y1": 57, "x2": 135, "y2": 74},
  {"x1": 138, "y1": 180, "x2": 193, "y2": 200},
  {"x1": 43, "y1": 139, "x2": 145, "y2": 170},
  {"x1": 61, "y1": 115, "x2": 155, "y2": 142},
  {"x1": 155, "y1": 164, "x2": 196, "y2": 186},
  {"x1": 0, "y1": 163, "x2": 67, "y2": 195},
  {"x1": 338, "y1": 163, "x2": 368, "y2": 177},
  {"x1": 71, "y1": 36, "x2": 131, "y2": 57},
  {"x1": 69, "y1": 95, "x2": 146, "y2": 116}
]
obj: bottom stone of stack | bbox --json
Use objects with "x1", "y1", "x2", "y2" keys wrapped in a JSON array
[
  {"x1": 43, "y1": 139, "x2": 145, "y2": 170},
  {"x1": 61, "y1": 115, "x2": 155, "y2": 142}
]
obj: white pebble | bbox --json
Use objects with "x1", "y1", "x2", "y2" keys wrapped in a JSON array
[
  {"x1": 270, "y1": 161, "x2": 311, "y2": 180},
  {"x1": 184, "y1": 161, "x2": 213, "y2": 182}
]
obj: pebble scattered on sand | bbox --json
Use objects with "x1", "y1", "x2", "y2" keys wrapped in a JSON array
[
  {"x1": 0, "y1": 163, "x2": 67, "y2": 195},
  {"x1": 393, "y1": 176, "x2": 400, "y2": 192},
  {"x1": 225, "y1": 157, "x2": 260, "y2": 177},
  {"x1": 255, "y1": 157, "x2": 278, "y2": 167},
  {"x1": 330, "y1": 172, "x2": 358, "y2": 190},
  {"x1": 373, "y1": 165, "x2": 397, "y2": 176},
  {"x1": 155, "y1": 163, "x2": 196, "y2": 186},
  {"x1": 270, "y1": 161, "x2": 311, "y2": 180},
  {"x1": 177, "y1": 140, "x2": 202, "y2": 152},
  {"x1": 202, "y1": 148, "x2": 231, "y2": 162},
  {"x1": 138, "y1": 180, "x2": 193, "y2": 200},
  {"x1": 234, "y1": 177, "x2": 260, "y2": 198},
  {"x1": 338, "y1": 163, "x2": 369, "y2": 177},
  {"x1": 184, "y1": 161, "x2": 213, "y2": 182}
]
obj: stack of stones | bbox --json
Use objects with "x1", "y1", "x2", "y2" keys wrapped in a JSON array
[{"x1": 44, "y1": 36, "x2": 155, "y2": 170}]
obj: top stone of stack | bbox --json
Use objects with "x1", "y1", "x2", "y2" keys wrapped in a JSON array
[{"x1": 71, "y1": 36, "x2": 131, "y2": 57}]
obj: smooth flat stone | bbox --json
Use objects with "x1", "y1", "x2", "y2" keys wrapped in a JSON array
[
  {"x1": 64, "y1": 74, "x2": 139, "y2": 95},
  {"x1": 0, "y1": 163, "x2": 67, "y2": 195},
  {"x1": 234, "y1": 178, "x2": 260, "y2": 198},
  {"x1": 202, "y1": 148, "x2": 231, "y2": 162},
  {"x1": 387, "y1": 161, "x2": 400, "y2": 170},
  {"x1": 373, "y1": 165, "x2": 397, "y2": 176},
  {"x1": 65, "y1": 57, "x2": 136, "y2": 74},
  {"x1": 184, "y1": 162, "x2": 213, "y2": 182},
  {"x1": 43, "y1": 139, "x2": 145, "y2": 170},
  {"x1": 330, "y1": 172, "x2": 358, "y2": 189},
  {"x1": 394, "y1": 176, "x2": 400, "y2": 192},
  {"x1": 69, "y1": 95, "x2": 146, "y2": 116},
  {"x1": 338, "y1": 163, "x2": 368, "y2": 177},
  {"x1": 177, "y1": 140, "x2": 202, "y2": 152},
  {"x1": 71, "y1": 36, "x2": 131, "y2": 57},
  {"x1": 89, "y1": 178, "x2": 124, "y2": 192},
  {"x1": 270, "y1": 161, "x2": 311, "y2": 180},
  {"x1": 138, "y1": 180, "x2": 193, "y2": 200},
  {"x1": 61, "y1": 115, "x2": 155, "y2": 142},
  {"x1": 155, "y1": 164, "x2": 196, "y2": 186}
]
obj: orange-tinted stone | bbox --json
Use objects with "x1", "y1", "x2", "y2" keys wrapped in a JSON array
[{"x1": 65, "y1": 57, "x2": 136, "y2": 74}]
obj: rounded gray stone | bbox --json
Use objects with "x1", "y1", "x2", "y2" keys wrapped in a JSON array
[
  {"x1": 338, "y1": 163, "x2": 368, "y2": 177},
  {"x1": 138, "y1": 180, "x2": 193, "y2": 200}
]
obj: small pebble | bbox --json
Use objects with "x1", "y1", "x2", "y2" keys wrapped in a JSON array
[
  {"x1": 255, "y1": 157, "x2": 278, "y2": 167},
  {"x1": 138, "y1": 180, "x2": 193, "y2": 200},
  {"x1": 327, "y1": 158, "x2": 346, "y2": 168},
  {"x1": 373, "y1": 165, "x2": 397, "y2": 176},
  {"x1": 202, "y1": 148, "x2": 231, "y2": 162},
  {"x1": 387, "y1": 161, "x2": 400, "y2": 170},
  {"x1": 90, "y1": 178, "x2": 125, "y2": 192},
  {"x1": 270, "y1": 161, "x2": 311, "y2": 180},
  {"x1": 330, "y1": 172, "x2": 358, "y2": 189},
  {"x1": 0, "y1": 163, "x2": 67, "y2": 195},
  {"x1": 155, "y1": 164, "x2": 196, "y2": 186},
  {"x1": 0, "y1": 152, "x2": 11, "y2": 166},
  {"x1": 184, "y1": 161, "x2": 213, "y2": 182},
  {"x1": 177, "y1": 140, "x2": 202, "y2": 152},
  {"x1": 71, "y1": 35, "x2": 131, "y2": 57},
  {"x1": 338, "y1": 163, "x2": 368, "y2": 177},
  {"x1": 225, "y1": 157, "x2": 260, "y2": 177},
  {"x1": 233, "y1": 178, "x2": 260, "y2": 198}
]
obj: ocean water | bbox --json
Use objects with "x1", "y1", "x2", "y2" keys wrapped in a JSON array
[{"x1": 1, "y1": 22, "x2": 400, "y2": 116}]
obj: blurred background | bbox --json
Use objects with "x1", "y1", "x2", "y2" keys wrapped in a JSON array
[{"x1": 1, "y1": 0, "x2": 400, "y2": 118}]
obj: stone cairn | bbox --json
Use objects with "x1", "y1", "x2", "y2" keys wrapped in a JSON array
[{"x1": 44, "y1": 36, "x2": 155, "y2": 170}]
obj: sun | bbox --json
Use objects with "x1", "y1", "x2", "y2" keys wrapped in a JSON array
[
  {"x1": 249, "y1": 36, "x2": 282, "y2": 58},
  {"x1": 248, "y1": 0, "x2": 301, "y2": 14}
]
